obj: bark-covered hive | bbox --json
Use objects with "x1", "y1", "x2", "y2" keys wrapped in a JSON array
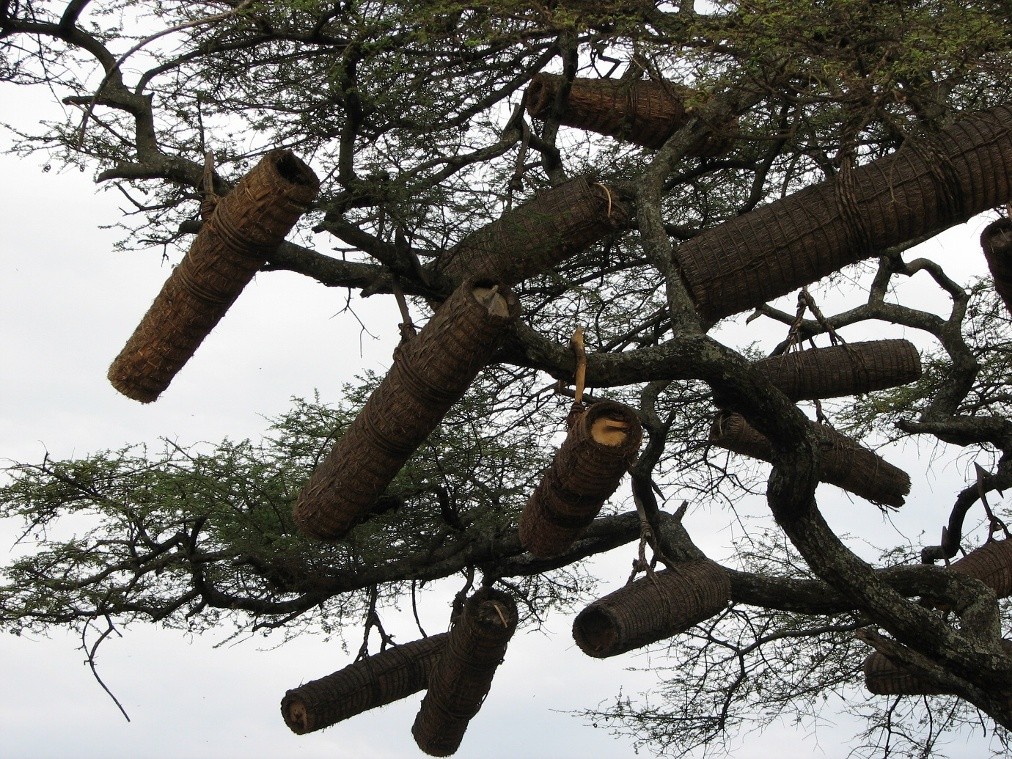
[{"x1": 949, "y1": 538, "x2": 1012, "y2": 598}]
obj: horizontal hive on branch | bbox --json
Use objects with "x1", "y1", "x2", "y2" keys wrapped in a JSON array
[
  {"x1": 676, "y1": 103, "x2": 1012, "y2": 321},
  {"x1": 949, "y1": 538, "x2": 1012, "y2": 598},
  {"x1": 864, "y1": 640, "x2": 1012, "y2": 696},
  {"x1": 709, "y1": 412, "x2": 910, "y2": 508},
  {"x1": 293, "y1": 280, "x2": 520, "y2": 540},
  {"x1": 433, "y1": 175, "x2": 628, "y2": 286},
  {"x1": 980, "y1": 218, "x2": 1012, "y2": 317},
  {"x1": 573, "y1": 560, "x2": 731, "y2": 658},
  {"x1": 519, "y1": 400, "x2": 643, "y2": 558},
  {"x1": 281, "y1": 633, "x2": 448, "y2": 734},
  {"x1": 107, "y1": 150, "x2": 320, "y2": 402},
  {"x1": 525, "y1": 73, "x2": 735, "y2": 155},
  {"x1": 755, "y1": 340, "x2": 922, "y2": 401},
  {"x1": 412, "y1": 588, "x2": 518, "y2": 757}
]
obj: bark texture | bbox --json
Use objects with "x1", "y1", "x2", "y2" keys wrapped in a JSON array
[{"x1": 981, "y1": 217, "x2": 1012, "y2": 317}]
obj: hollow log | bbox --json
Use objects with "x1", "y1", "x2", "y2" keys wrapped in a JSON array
[
  {"x1": 864, "y1": 639, "x2": 1012, "y2": 696},
  {"x1": 949, "y1": 539, "x2": 1012, "y2": 599},
  {"x1": 108, "y1": 150, "x2": 320, "y2": 402}
]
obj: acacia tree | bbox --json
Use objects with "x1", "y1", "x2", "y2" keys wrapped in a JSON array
[{"x1": 5, "y1": 0, "x2": 1012, "y2": 755}]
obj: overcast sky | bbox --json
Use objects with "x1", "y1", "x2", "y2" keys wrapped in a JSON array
[{"x1": 1, "y1": 84, "x2": 1005, "y2": 758}]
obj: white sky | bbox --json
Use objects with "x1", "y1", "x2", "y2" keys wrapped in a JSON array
[{"x1": 0, "y1": 85, "x2": 1005, "y2": 758}]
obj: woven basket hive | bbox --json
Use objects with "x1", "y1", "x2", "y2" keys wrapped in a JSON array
[
  {"x1": 293, "y1": 280, "x2": 520, "y2": 540},
  {"x1": 108, "y1": 150, "x2": 320, "y2": 402},
  {"x1": 573, "y1": 560, "x2": 731, "y2": 658},
  {"x1": 433, "y1": 175, "x2": 628, "y2": 286},
  {"x1": 526, "y1": 73, "x2": 735, "y2": 154},
  {"x1": 949, "y1": 539, "x2": 1012, "y2": 598},
  {"x1": 709, "y1": 412, "x2": 910, "y2": 508},
  {"x1": 756, "y1": 340, "x2": 921, "y2": 401},
  {"x1": 412, "y1": 588, "x2": 518, "y2": 757},
  {"x1": 864, "y1": 639, "x2": 1012, "y2": 695},
  {"x1": 674, "y1": 103, "x2": 1012, "y2": 321},
  {"x1": 981, "y1": 218, "x2": 1012, "y2": 317},
  {"x1": 281, "y1": 633, "x2": 448, "y2": 734},
  {"x1": 519, "y1": 400, "x2": 643, "y2": 558}
]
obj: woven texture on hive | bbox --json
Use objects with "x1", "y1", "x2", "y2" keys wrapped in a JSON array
[
  {"x1": 864, "y1": 640, "x2": 1012, "y2": 695},
  {"x1": 949, "y1": 539, "x2": 1012, "y2": 598},
  {"x1": 525, "y1": 73, "x2": 734, "y2": 155},
  {"x1": 519, "y1": 400, "x2": 643, "y2": 559},
  {"x1": 434, "y1": 175, "x2": 628, "y2": 286},
  {"x1": 755, "y1": 340, "x2": 921, "y2": 401},
  {"x1": 675, "y1": 103, "x2": 1012, "y2": 321},
  {"x1": 293, "y1": 280, "x2": 521, "y2": 540},
  {"x1": 412, "y1": 588, "x2": 518, "y2": 757},
  {"x1": 981, "y1": 218, "x2": 1012, "y2": 317},
  {"x1": 107, "y1": 150, "x2": 320, "y2": 402},
  {"x1": 573, "y1": 560, "x2": 731, "y2": 658},
  {"x1": 281, "y1": 633, "x2": 448, "y2": 735},
  {"x1": 709, "y1": 412, "x2": 910, "y2": 508}
]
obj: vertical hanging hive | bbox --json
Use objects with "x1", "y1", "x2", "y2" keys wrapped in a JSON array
[
  {"x1": 981, "y1": 218, "x2": 1012, "y2": 317},
  {"x1": 412, "y1": 588, "x2": 518, "y2": 757},
  {"x1": 864, "y1": 639, "x2": 1012, "y2": 696},
  {"x1": 281, "y1": 633, "x2": 448, "y2": 734},
  {"x1": 709, "y1": 412, "x2": 910, "y2": 508},
  {"x1": 949, "y1": 539, "x2": 1012, "y2": 598},
  {"x1": 519, "y1": 400, "x2": 643, "y2": 558},
  {"x1": 675, "y1": 103, "x2": 1012, "y2": 321},
  {"x1": 293, "y1": 280, "x2": 520, "y2": 540},
  {"x1": 433, "y1": 175, "x2": 628, "y2": 286},
  {"x1": 573, "y1": 560, "x2": 731, "y2": 658},
  {"x1": 108, "y1": 150, "x2": 320, "y2": 402},
  {"x1": 755, "y1": 340, "x2": 921, "y2": 401},
  {"x1": 525, "y1": 73, "x2": 735, "y2": 155}
]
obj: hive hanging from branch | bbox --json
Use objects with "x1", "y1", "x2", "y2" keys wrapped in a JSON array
[
  {"x1": 980, "y1": 218, "x2": 1012, "y2": 317},
  {"x1": 525, "y1": 73, "x2": 735, "y2": 155},
  {"x1": 864, "y1": 640, "x2": 1012, "y2": 696},
  {"x1": 573, "y1": 560, "x2": 731, "y2": 658},
  {"x1": 107, "y1": 150, "x2": 320, "y2": 402},
  {"x1": 281, "y1": 633, "x2": 448, "y2": 735},
  {"x1": 949, "y1": 538, "x2": 1012, "y2": 598},
  {"x1": 709, "y1": 412, "x2": 910, "y2": 508},
  {"x1": 293, "y1": 279, "x2": 520, "y2": 540},
  {"x1": 755, "y1": 340, "x2": 921, "y2": 401},
  {"x1": 519, "y1": 400, "x2": 643, "y2": 558},
  {"x1": 675, "y1": 103, "x2": 1012, "y2": 321},
  {"x1": 412, "y1": 588, "x2": 518, "y2": 757},
  {"x1": 433, "y1": 175, "x2": 628, "y2": 286}
]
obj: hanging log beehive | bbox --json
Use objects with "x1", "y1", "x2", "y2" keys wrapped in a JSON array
[
  {"x1": 281, "y1": 633, "x2": 448, "y2": 734},
  {"x1": 980, "y1": 218, "x2": 1012, "y2": 317},
  {"x1": 525, "y1": 73, "x2": 735, "y2": 155},
  {"x1": 755, "y1": 340, "x2": 921, "y2": 402},
  {"x1": 948, "y1": 539, "x2": 1012, "y2": 598},
  {"x1": 864, "y1": 639, "x2": 1012, "y2": 696},
  {"x1": 108, "y1": 150, "x2": 320, "y2": 402},
  {"x1": 412, "y1": 588, "x2": 518, "y2": 757},
  {"x1": 709, "y1": 412, "x2": 910, "y2": 508},
  {"x1": 519, "y1": 400, "x2": 643, "y2": 558},
  {"x1": 675, "y1": 103, "x2": 1012, "y2": 321},
  {"x1": 433, "y1": 175, "x2": 628, "y2": 286},
  {"x1": 573, "y1": 560, "x2": 731, "y2": 658},
  {"x1": 293, "y1": 280, "x2": 520, "y2": 540}
]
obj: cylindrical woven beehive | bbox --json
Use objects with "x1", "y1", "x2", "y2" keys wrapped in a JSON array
[
  {"x1": 519, "y1": 400, "x2": 643, "y2": 558},
  {"x1": 573, "y1": 560, "x2": 731, "y2": 658},
  {"x1": 709, "y1": 412, "x2": 910, "y2": 508},
  {"x1": 412, "y1": 588, "x2": 518, "y2": 757},
  {"x1": 526, "y1": 73, "x2": 735, "y2": 155},
  {"x1": 433, "y1": 175, "x2": 628, "y2": 286},
  {"x1": 864, "y1": 639, "x2": 1012, "y2": 695},
  {"x1": 981, "y1": 218, "x2": 1012, "y2": 317},
  {"x1": 756, "y1": 340, "x2": 921, "y2": 401},
  {"x1": 108, "y1": 150, "x2": 320, "y2": 402},
  {"x1": 675, "y1": 103, "x2": 1012, "y2": 321},
  {"x1": 293, "y1": 280, "x2": 520, "y2": 540},
  {"x1": 949, "y1": 539, "x2": 1012, "y2": 598},
  {"x1": 281, "y1": 633, "x2": 448, "y2": 734}
]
